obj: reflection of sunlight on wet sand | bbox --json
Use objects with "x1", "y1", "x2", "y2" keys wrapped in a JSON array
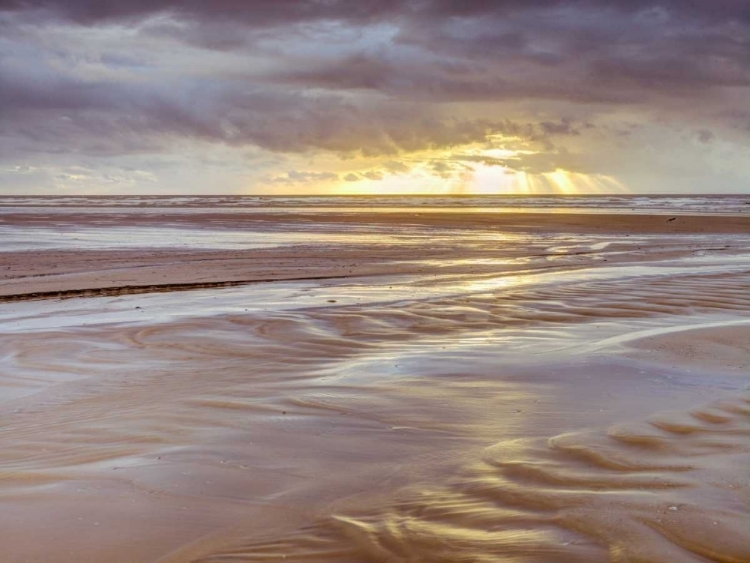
[
  {"x1": 2, "y1": 218, "x2": 750, "y2": 562},
  {"x1": 178, "y1": 319, "x2": 750, "y2": 563},
  {"x1": 2, "y1": 199, "x2": 750, "y2": 562},
  {"x1": 459, "y1": 272, "x2": 517, "y2": 293},
  {"x1": 195, "y1": 322, "x2": 750, "y2": 563}
]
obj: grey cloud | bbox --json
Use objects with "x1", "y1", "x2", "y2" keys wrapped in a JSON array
[
  {"x1": 454, "y1": 150, "x2": 588, "y2": 175},
  {"x1": 540, "y1": 120, "x2": 582, "y2": 137},
  {"x1": 252, "y1": 11, "x2": 749, "y2": 110},
  {"x1": 1, "y1": 0, "x2": 749, "y2": 189},
  {"x1": 384, "y1": 161, "x2": 410, "y2": 174},
  {"x1": 270, "y1": 170, "x2": 339, "y2": 185},
  {"x1": 430, "y1": 160, "x2": 467, "y2": 179},
  {"x1": 696, "y1": 129, "x2": 714, "y2": 144},
  {"x1": 2, "y1": 43, "x2": 561, "y2": 159},
  {"x1": 2, "y1": 1, "x2": 748, "y2": 26},
  {"x1": 362, "y1": 170, "x2": 384, "y2": 181}
]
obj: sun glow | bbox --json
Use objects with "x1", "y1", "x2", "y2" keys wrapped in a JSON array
[
  {"x1": 545, "y1": 169, "x2": 577, "y2": 194},
  {"x1": 330, "y1": 166, "x2": 629, "y2": 195},
  {"x1": 470, "y1": 166, "x2": 628, "y2": 195},
  {"x1": 254, "y1": 144, "x2": 630, "y2": 195}
]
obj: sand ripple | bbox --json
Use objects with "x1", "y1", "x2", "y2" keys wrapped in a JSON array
[
  {"x1": 215, "y1": 395, "x2": 750, "y2": 563},
  {"x1": 0, "y1": 221, "x2": 748, "y2": 562}
]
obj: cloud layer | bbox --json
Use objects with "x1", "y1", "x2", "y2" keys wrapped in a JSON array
[{"x1": 1, "y1": 0, "x2": 748, "y2": 193}]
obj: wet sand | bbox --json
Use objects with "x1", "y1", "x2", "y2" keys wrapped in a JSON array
[{"x1": 0, "y1": 206, "x2": 748, "y2": 562}]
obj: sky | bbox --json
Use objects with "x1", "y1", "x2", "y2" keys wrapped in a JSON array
[{"x1": 1, "y1": 0, "x2": 749, "y2": 195}]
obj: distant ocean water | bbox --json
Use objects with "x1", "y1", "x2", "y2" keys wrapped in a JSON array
[{"x1": 0, "y1": 194, "x2": 748, "y2": 214}]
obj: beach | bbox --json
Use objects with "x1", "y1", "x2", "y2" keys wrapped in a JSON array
[{"x1": 0, "y1": 196, "x2": 748, "y2": 562}]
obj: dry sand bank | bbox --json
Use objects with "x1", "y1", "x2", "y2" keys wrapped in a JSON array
[{"x1": 2, "y1": 209, "x2": 750, "y2": 233}]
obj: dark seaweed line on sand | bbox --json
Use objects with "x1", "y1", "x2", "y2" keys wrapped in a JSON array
[{"x1": 0, "y1": 275, "x2": 352, "y2": 303}]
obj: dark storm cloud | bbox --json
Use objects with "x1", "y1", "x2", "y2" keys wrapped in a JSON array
[
  {"x1": 2, "y1": 1, "x2": 748, "y2": 25},
  {"x1": 149, "y1": 1, "x2": 748, "y2": 106},
  {"x1": 0, "y1": 59, "x2": 512, "y2": 157}
]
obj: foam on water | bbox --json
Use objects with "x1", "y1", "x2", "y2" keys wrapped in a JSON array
[{"x1": 1, "y1": 194, "x2": 748, "y2": 214}]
